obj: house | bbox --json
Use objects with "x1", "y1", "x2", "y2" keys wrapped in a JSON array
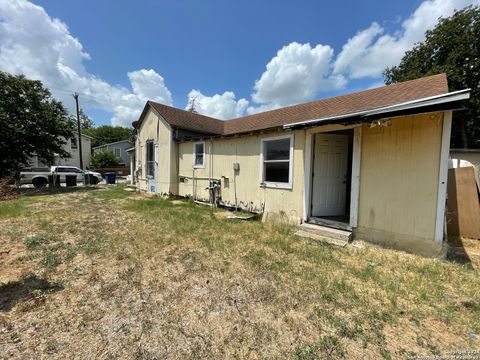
[
  {"x1": 29, "y1": 133, "x2": 92, "y2": 169},
  {"x1": 450, "y1": 148, "x2": 480, "y2": 176},
  {"x1": 132, "y1": 74, "x2": 470, "y2": 256},
  {"x1": 92, "y1": 139, "x2": 133, "y2": 166}
]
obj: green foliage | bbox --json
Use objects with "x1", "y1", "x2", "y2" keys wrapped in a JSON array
[
  {"x1": 83, "y1": 125, "x2": 133, "y2": 148},
  {"x1": 24, "y1": 235, "x2": 48, "y2": 250},
  {"x1": 90, "y1": 149, "x2": 121, "y2": 169},
  {"x1": 384, "y1": 6, "x2": 480, "y2": 148},
  {"x1": 41, "y1": 252, "x2": 62, "y2": 270},
  {"x1": 0, "y1": 71, "x2": 74, "y2": 177},
  {"x1": 69, "y1": 108, "x2": 94, "y2": 130},
  {"x1": 295, "y1": 335, "x2": 345, "y2": 360}
]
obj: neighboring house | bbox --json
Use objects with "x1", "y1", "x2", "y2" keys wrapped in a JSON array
[
  {"x1": 126, "y1": 147, "x2": 136, "y2": 183},
  {"x1": 29, "y1": 134, "x2": 92, "y2": 169},
  {"x1": 92, "y1": 140, "x2": 133, "y2": 166},
  {"x1": 450, "y1": 149, "x2": 480, "y2": 174},
  {"x1": 132, "y1": 74, "x2": 470, "y2": 256}
]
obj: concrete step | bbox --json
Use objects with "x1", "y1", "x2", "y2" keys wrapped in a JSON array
[
  {"x1": 294, "y1": 230, "x2": 348, "y2": 247},
  {"x1": 308, "y1": 217, "x2": 352, "y2": 231},
  {"x1": 294, "y1": 223, "x2": 352, "y2": 247}
]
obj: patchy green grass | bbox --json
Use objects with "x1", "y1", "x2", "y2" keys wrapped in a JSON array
[
  {"x1": 0, "y1": 196, "x2": 38, "y2": 219},
  {"x1": 0, "y1": 187, "x2": 479, "y2": 359}
]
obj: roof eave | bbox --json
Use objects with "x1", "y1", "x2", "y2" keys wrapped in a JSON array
[{"x1": 283, "y1": 89, "x2": 471, "y2": 130}]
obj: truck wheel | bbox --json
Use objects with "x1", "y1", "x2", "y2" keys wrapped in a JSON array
[{"x1": 32, "y1": 178, "x2": 48, "y2": 189}]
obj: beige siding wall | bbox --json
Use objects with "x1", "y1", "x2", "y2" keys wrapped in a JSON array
[
  {"x1": 29, "y1": 135, "x2": 91, "y2": 169},
  {"x1": 136, "y1": 109, "x2": 172, "y2": 193},
  {"x1": 177, "y1": 130, "x2": 306, "y2": 223},
  {"x1": 356, "y1": 112, "x2": 444, "y2": 255},
  {"x1": 136, "y1": 108, "x2": 447, "y2": 255}
]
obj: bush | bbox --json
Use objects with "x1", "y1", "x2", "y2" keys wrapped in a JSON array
[{"x1": 90, "y1": 150, "x2": 121, "y2": 169}]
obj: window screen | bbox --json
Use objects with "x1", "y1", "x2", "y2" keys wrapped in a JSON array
[
  {"x1": 146, "y1": 141, "x2": 154, "y2": 177},
  {"x1": 262, "y1": 137, "x2": 292, "y2": 184},
  {"x1": 194, "y1": 143, "x2": 204, "y2": 167}
]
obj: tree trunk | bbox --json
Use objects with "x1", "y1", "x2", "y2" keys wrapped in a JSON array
[{"x1": 458, "y1": 117, "x2": 469, "y2": 148}]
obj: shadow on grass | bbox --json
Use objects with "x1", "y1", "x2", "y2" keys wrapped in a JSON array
[
  {"x1": 446, "y1": 236, "x2": 474, "y2": 268},
  {"x1": 0, "y1": 275, "x2": 63, "y2": 312},
  {"x1": 19, "y1": 185, "x2": 102, "y2": 197}
]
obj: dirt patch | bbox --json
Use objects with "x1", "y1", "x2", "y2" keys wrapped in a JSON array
[
  {"x1": 0, "y1": 189, "x2": 479, "y2": 358},
  {"x1": 0, "y1": 178, "x2": 19, "y2": 201},
  {"x1": 214, "y1": 210, "x2": 237, "y2": 219}
]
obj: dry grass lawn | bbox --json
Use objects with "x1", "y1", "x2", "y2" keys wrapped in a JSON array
[{"x1": 0, "y1": 187, "x2": 479, "y2": 359}]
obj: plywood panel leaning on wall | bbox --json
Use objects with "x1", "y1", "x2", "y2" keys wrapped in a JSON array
[{"x1": 447, "y1": 166, "x2": 480, "y2": 239}]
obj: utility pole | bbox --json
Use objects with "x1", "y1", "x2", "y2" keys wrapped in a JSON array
[{"x1": 73, "y1": 93, "x2": 84, "y2": 170}]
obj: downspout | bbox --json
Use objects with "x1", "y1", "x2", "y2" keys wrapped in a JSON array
[
  {"x1": 234, "y1": 143, "x2": 238, "y2": 211},
  {"x1": 192, "y1": 167, "x2": 195, "y2": 200},
  {"x1": 208, "y1": 140, "x2": 212, "y2": 184},
  {"x1": 209, "y1": 139, "x2": 213, "y2": 205},
  {"x1": 210, "y1": 139, "x2": 213, "y2": 182}
]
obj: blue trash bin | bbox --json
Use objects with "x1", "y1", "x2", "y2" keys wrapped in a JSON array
[{"x1": 104, "y1": 172, "x2": 116, "y2": 184}]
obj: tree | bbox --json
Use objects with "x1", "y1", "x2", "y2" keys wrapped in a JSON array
[
  {"x1": 0, "y1": 71, "x2": 74, "y2": 178},
  {"x1": 187, "y1": 96, "x2": 198, "y2": 113},
  {"x1": 90, "y1": 149, "x2": 121, "y2": 169},
  {"x1": 78, "y1": 109, "x2": 95, "y2": 129},
  {"x1": 83, "y1": 125, "x2": 134, "y2": 148},
  {"x1": 384, "y1": 6, "x2": 480, "y2": 148}
]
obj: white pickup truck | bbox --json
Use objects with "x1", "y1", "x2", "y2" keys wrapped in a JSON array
[{"x1": 18, "y1": 166, "x2": 103, "y2": 188}]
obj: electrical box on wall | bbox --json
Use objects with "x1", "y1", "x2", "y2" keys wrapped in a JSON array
[{"x1": 233, "y1": 162, "x2": 240, "y2": 171}]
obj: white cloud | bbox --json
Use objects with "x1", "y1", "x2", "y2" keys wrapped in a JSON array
[
  {"x1": 250, "y1": 42, "x2": 346, "y2": 111},
  {"x1": 2, "y1": 0, "x2": 478, "y2": 123},
  {"x1": 246, "y1": 103, "x2": 281, "y2": 115},
  {"x1": 333, "y1": 0, "x2": 479, "y2": 79},
  {"x1": 185, "y1": 89, "x2": 248, "y2": 120},
  {"x1": 0, "y1": 0, "x2": 172, "y2": 127},
  {"x1": 245, "y1": 0, "x2": 479, "y2": 114}
]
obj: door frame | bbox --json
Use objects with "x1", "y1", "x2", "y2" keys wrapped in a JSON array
[
  {"x1": 310, "y1": 133, "x2": 349, "y2": 217},
  {"x1": 303, "y1": 124, "x2": 362, "y2": 227},
  {"x1": 149, "y1": 144, "x2": 159, "y2": 193}
]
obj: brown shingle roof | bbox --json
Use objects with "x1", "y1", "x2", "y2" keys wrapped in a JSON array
[
  {"x1": 148, "y1": 101, "x2": 224, "y2": 135},
  {"x1": 138, "y1": 73, "x2": 449, "y2": 136}
]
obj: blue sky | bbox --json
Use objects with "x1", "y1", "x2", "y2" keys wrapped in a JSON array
[{"x1": 0, "y1": 0, "x2": 477, "y2": 126}]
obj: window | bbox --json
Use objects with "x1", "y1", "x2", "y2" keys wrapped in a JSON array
[
  {"x1": 114, "y1": 148, "x2": 121, "y2": 158},
  {"x1": 193, "y1": 142, "x2": 205, "y2": 168},
  {"x1": 146, "y1": 141, "x2": 154, "y2": 177},
  {"x1": 71, "y1": 137, "x2": 78, "y2": 149},
  {"x1": 56, "y1": 167, "x2": 82, "y2": 173},
  {"x1": 260, "y1": 134, "x2": 293, "y2": 188}
]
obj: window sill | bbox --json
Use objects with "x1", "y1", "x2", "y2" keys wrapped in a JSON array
[
  {"x1": 260, "y1": 182, "x2": 292, "y2": 190},
  {"x1": 193, "y1": 165, "x2": 205, "y2": 169}
]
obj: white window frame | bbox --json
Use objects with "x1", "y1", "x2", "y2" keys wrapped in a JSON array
[
  {"x1": 192, "y1": 141, "x2": 205, "y2": 168},
  {"x1": 146, "y1": 140, "x2": 155, "y2": 178},
  {"x1": 114, "y1": 148, "x2": 121, "y2": 158},
  {"x1": 71, "y1": 137, "x2": 78, "y2": 150},
  {"x1": 259, "y1": 134, "x2": 294, "y2": 189}
]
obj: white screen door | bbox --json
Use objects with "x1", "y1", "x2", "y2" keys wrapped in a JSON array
[
  {"x1": 149, "y1": 144, "x2": 158, "y2": 193},
  {"x1": 311, "y1": 133, "x2": 349, "y2": 217}
]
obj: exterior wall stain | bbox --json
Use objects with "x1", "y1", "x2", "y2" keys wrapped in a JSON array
[{"x1": 135, "y1": 111, "x2": 448, "y2": 255}]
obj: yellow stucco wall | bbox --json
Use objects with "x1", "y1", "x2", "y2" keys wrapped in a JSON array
[
  {"x1": 177, "y1": 130, "x2": 306, "y2": 223},
  {"x1": 136, "y1": 109, "x2": 172, "y2": 193},
  {"x1": 355, "y1": 113, "x2": 444, "y2": 255}
]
